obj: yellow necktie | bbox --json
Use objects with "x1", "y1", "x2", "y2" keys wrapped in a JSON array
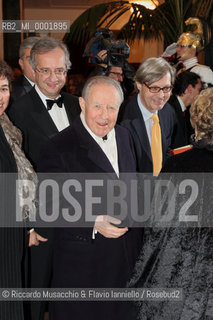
[{"x1": 151, "y1": 114, "x2": 162, "y2": 176}]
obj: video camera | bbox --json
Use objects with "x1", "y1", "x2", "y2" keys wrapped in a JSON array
[{"x1": 83, "y1": 28, "x2": 130, "y2": 68}]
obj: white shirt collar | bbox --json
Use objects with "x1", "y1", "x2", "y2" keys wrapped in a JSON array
[
  {"x1": 35, "y1": 85, "x2": 61, "y2": 108},
  {"x1": 183, "y1": 57, "x2": 198, "y2": 69},
  {"x1": 24, "y1": 75, "x2": 34, "y2": 87},
  {"x1": 80, "y1": 112, "x2": 114, "y2": 143},
  {"x1": 80, "y1": 113, "x2": 119, "y2": 176},
  {"x1": 137, "y1": 93, "x2": 158, "y2": 120},
  {"x1": 177, "y1": 96, "x2": 186, "y2": 112}
]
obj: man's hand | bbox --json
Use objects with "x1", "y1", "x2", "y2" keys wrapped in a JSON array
[
  {"x1": 94, "y1": 215, "x2": 128, "y2": 238},
  {"x1": 28, "y1": 231, "x2": 48, "y2": 247}
]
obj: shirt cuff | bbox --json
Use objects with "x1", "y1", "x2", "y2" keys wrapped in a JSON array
[{"x1": 92, "y1": 228, "x2": 98, "y2": 239}]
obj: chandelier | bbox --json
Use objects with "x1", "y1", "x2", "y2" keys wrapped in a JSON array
[{"x1": 129, "y1": 0, "x2": 159, "y2": 10}]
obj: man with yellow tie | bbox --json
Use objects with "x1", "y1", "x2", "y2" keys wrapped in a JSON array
[{"x1": 120, "y1": 57, "x2": 176, "y2": 175}]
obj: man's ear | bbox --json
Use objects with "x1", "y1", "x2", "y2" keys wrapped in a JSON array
[
  {"x1": 18, "y1": 58, "x2": 24, "y2": 72},
  {"x1": 79, "y1": 97, "x2": 86, "y2": 114},
  {"x1": 136, "y1": 81, "x2": 142, "y2": 92},
  {"x1": 187, "y1": 84, "x2": 193, "y2": 93}
]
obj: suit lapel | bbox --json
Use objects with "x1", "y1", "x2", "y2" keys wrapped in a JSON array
[
  {"x1": 173, "y1": 97, "x2": 187, "y2": 133},
  {"x1": 115, "y1": 127, "x2": 133, "y2": 172},
  {"x1": 158, "y1": 109, "x2": 169, "y2": 161},
  {"x1": 75, "y1": 118, "x2": 117, "y2": 176},
  {"x1": 87, "y1": 143, "x2": 116, "y2": 176},
  {"x1": 29, "y1": 88, "x2": 59, "y2": 138},
  {"x1": 22, "y1": 76, "x2": 33, "y2": 95},
  {"x1": 131, "y1": 117, "x2": 152, "y2": 162},
  {"x1": 62, "y1": 93, "x2": 76, "y2": 125},
  {"x1": 127, "y1": 96, "x2": 152, "y2": 162}
]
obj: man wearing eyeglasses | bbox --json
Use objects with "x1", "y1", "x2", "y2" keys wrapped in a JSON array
[
  {"x1": 9, "y1": 36, "x2": 80, "y2": 169},
  {"x1": 108, "y1": 66, "x2": 124, "y2": 83},
  {"x1": 120, "y1": 57, "x2": 176, "y2": 174},
  {"x1": 8, "y1": 36, "x2": 81, "y2": 320}
]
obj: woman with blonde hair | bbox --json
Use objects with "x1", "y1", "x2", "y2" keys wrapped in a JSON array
[{"x1": 129, "y1": 88, "x2": 213, "y2": 319}]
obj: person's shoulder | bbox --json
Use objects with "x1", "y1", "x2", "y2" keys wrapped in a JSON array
[
  {"x1": 62, "y1": 92, "x2": 79, "y2": 103},
  {"x1": 61, "y1": 92, "x2": 81, "y2": 113},
  {"x1": 11, "y1": 86, "x2": 35, "y2": 106},
  {"x1": 115, "y1": 123, "x2": 131, "y2": 135},
  {"x1": 49, "y1": 116, "x2": 80, "y2": 147},
  {"x1": 161, "y1": 147, "x2": 203, "y2": 172},
  {"x1": 193, "y1": 63, "x2": 213, "y2": 72},
  {"x1": 7, "y1": 88, "x2": 35, "y2": 120},
  {"x1": 191, "y1": 64, "x2": 213, "y2": 83},
  {"x1": 159, "y1": 102, "x2": 175, "y2": 119},
  {"x1": 120, "y1": 94, "x2": 140, "y2": 122},
  {"x1": 123, "y1": 94, "x2": 138, "y2": 110},
  {"x1": 12, "y1": 74, "x2": 25, "y2": 86},
  {"x1": 168, "y1": 94, "x2": 178, "y2": 105},
  {"x1": 162, "y1": 101, "x2": 173, "y2": 111}
]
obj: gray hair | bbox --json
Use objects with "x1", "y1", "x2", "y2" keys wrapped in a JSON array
[
  {"x1": 19, "y1": 36, "x2": 40, "y2": 59},
  {"x1": 82, "y1": 75, "x2": 124, "y2": 105},
  {"x1": 135, "y1": 57, "x2": 176, "y2": 86},
  {"x1": 29, "y1": 36, "x2": 71, "y2": 71}
]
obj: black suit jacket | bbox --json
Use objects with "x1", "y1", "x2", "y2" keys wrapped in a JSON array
[
  {"x1": 0, "y1": 125, "x2": 25, "y2": 320},
  {"x1": 130, "y1": 144, "x2": 213, "y2": 319},
  {"x1": 7, "y1": 75, "x2": 33, "y2": 115},
  {"x1": 10, "y1": 75, "x2": 33, "y2": 102},
  {"x1": 120, "y1": 94, "x2": 174, "y2": 173},
  {"x1": 38, "y1": 117, "x2": 142, "y2": 319},
  {"x1": 7, "y1": 87, "x2": 81, "y2": 170},
  {"x1": 168, "y1": 95, "x2": 193, "y2": 149}
]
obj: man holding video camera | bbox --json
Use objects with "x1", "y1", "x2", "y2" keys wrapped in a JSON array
[{"x1": 84, "y1": 29, "x2": 135, "y2": 98}]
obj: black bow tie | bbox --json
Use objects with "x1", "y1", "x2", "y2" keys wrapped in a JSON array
[
  {"x1": 102, "y1": 135, "x2": 108, "y2": 141},
  {"x1": 46, "y1": 97, "x2": 63, "y2": 110}
]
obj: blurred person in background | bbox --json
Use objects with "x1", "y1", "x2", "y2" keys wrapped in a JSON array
[
  {"x1": 10, "y1": 36, "x2": 40, "y2": 101},
  {"x1": 129, "y1": 87, "x2": 213, "y2": 319},
  {"x1": 66, "y1": 71, "x2": 85, "y2": 96},
  {"x1": 169, "y1": 70, "x2": 202, "y2": 149},
  {"x1": 83, "y1": 28, "x2": 135, "y2": 98}
]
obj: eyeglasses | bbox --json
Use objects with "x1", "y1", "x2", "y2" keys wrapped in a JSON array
[
  {"x1": 35, "y1": 68, "x2": 67, "y2": 77},
  {"x1": 109, "y1": 71, "x2": 124, "y2": 78},
  {"x1": 144, "y1": 83, "x2": 173, "y2": 93}
]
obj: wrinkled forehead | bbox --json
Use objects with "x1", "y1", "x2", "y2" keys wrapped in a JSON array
[{"x1": 87, "y1": 82, "x2": 122, "y2": 102}]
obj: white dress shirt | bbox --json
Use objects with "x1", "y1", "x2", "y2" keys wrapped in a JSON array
[
  {"x1": 35, "y1": 85, "x2": 70, "y2": 132},
  {"x1": 24, "y1": 75, "x2": 34, "y2": 87},
  {"x1": 177, "y1": 96, "x2": 186, "y2": 112},
  {"x1": 80, "y1": 112, "x2": 119, "y2": 177},
  {"x1": 80, "y1": 113, "x2": 119, "y2": 239},
  {"x1": 137, "y1": 94, "x2": 158, "y2": 145}
]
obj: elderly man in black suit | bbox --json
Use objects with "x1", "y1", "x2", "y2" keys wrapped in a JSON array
[
  {"x1": 38, "y1": 75, "x2": 142, "y2": 320},
  {"x1": 119, "y1": 57, "x2": 176, "y2": 175},
  {"x1": 9, "y1": 37, "x2": 40, "y2": 103},
  {"x1": 8, "y1": 36, "x2": 81, "y2": 320},
  {"x1": 169, "y1": 71, "x2": 202, "y2": 149}
]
